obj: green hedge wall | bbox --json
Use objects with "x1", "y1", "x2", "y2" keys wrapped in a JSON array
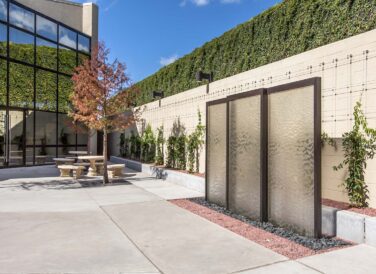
[{"x1": 134, "y1": 0, "x2": 376, "y2": 105}]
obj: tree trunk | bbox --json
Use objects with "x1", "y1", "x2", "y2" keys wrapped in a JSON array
[{"x1": 103, "y1": 129, "x2": 109, "y2": 185}]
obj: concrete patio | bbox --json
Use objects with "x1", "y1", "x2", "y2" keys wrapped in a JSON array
[{"x1": 0, "y1": 166, "x2": 376, "y2": 274}]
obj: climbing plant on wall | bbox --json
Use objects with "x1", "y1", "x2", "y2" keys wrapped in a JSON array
[
  {"x1": 187, "y1": 110, "x2": 205, "y2": 173},
  {"x1": 132, "y1": 0, "x2": 376, "y2": 105},
  {"x1": 334, "y1": 101, "x2": 376, "y2": 208},
  {"x1": 166, "y1": 119, "x2": 186, "y2": 169}
]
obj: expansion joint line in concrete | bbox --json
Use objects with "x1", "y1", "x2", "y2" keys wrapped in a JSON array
[
  {"x1": 230, "y1": 260, "x2": 324, "y2": 274},
  {"x1": 296, "y1": 261, "x2": 325, "y2": 274},
  {"x1": 229, "y1": 260, "x2": 288, "y2": 274},
  {"x1": 99, "y1": 206, "x2": 164, "y2": 274}
]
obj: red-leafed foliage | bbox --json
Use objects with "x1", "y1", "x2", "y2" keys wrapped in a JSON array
[{"x1": 70, "y1": 42, "x2": 139, "y2": 184}]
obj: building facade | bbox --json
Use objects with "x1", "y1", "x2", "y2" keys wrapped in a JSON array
[{"x1": 0, "y1": 0, "x2": 98, "y2": 167}]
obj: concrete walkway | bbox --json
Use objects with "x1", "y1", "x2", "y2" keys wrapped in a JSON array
[{"x1": 0, "y1": 166, "x2": 375, "y2": 273}]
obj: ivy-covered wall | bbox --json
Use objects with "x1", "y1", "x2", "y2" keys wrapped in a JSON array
[{"x1": 134, "y1": 0, "x2": 376, "y2": 105}]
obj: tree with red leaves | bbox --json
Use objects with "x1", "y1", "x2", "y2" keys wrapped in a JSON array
[{"x1": 71, "y1": 42, "x2": 139, "y2": 184}]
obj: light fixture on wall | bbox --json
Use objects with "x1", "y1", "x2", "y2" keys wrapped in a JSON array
[
  {"x1": 196, "y1": 71, "x2": 213, "y2": 94},
  {"x1": 152, "y1": 91, "x2": 164, "y2": 107}
]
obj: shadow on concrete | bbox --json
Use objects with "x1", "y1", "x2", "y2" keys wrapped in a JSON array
[{"x1": 0, "y1": 178, "x2": 132, "y2": 191}]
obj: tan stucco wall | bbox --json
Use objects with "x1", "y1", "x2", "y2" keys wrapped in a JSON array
[{"x1": 112, "y1": 28, "x2": 376, "y2": 206}]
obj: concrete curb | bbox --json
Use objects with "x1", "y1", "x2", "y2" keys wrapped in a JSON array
[
  {"x1": 110, "y1": 156, "x2": 205, "y2": 193},
  {"x1": 365, "y1": 217, "x2": 376, "y2": 247},
  {"x1": 337, "y1": 210, "x2": 365, "y2": 243}
]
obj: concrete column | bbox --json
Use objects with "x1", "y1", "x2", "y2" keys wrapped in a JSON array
[{"x1": 83, "y1": 3, "x2": 99, "y2": 50}]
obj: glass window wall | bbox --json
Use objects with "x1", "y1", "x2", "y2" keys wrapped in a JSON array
[
  {"x1": 9, "y1": 3, "x2": 34, "y2": 32},
  {"x1": 9, "y1": 27, "x2": 34, "y2": 64},
  {"x1": 0, "y1": 59, "x2": 6, "y2": 107},
  {"x1": 59, "y1": 26, "x2": 77, "y2": 49},
  {"x1": 59, "y1": 46, "x2": 76, "y2": 75},
  {"x1": 9, "y1": 62, "x2": 33, "y2": 108},
  {"x1": 0, "y1": 0, "x2": 7, "y2": 22},
  {"x1": 36, "y1": 38, "x2": 57, "y2": 70},
  {"x1": 36, "y1": 15, "x2": 57, "y2": 41},
  {"x1": 0, "y1": 0, "x2": 91, "y2": 168},
  {"x1": 58, "y1": 75, "x2": 73, "y2": 113},
  {"x1": 36, "y1": 69, "x2": 57, "y2": 111},
  {"x1": 0, "y1": 22, "x2": 6, "y2": 56},
  {"x1": 78, "y1": 34, "x2": 90, "y2": 53}
]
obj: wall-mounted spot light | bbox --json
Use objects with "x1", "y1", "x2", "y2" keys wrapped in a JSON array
[
  {"x1": 152, "y1": 91, "x2": 164, "y2": 107},
  {"x1": 196, "y1": 71, "x2": 213, "y2": 94},
  {"x1": 196, "y1": 71, "x2": 213, "y2": 83}
]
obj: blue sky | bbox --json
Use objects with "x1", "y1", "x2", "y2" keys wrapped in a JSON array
[{"x1": 77, "y1": 0, "x2": 281, "y2": 83}]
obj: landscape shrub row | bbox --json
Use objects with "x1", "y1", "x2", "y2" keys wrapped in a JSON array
[{"x1": 120, "y1": 111, "x2": 205, "y2": 173}]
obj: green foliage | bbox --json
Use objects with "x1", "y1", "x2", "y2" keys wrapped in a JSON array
[
  {"x1": 141, "y1": 124, "x2": 156, "y2": 163},
  {"x1": 166, "y1": 119, "x2": 186, "y2": 169},
  {"x1": 176, "y1": 134, "x2": 187, "y2": 170},
  {"x1": 129, "y1": 131, "x2": 141, "y2": 160},
  {"x1": 334, "y1": 101, "x2": 376, "y2": 208},
  {"x1": 134, "y1": 0, "x2": 376, "y2": 105},
  {"x1": 187, "y1": 110, "x2": 205, "y2": 173},
  {"x1": 155, "y1": 125, "x2": 165, "y2": 165},
  {"x1": 321, "y1": 132, "x2": 337, "y2": 149},
  {"x1": 119, "y1": 133, "x2": 130, "y2": 157},
  {"x1": 120, "y1": 133, "x2": 126, "y2": 156}
]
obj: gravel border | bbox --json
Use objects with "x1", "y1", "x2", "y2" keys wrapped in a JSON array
[{"x1": 189, "y1": 197, "x2": 350, "y2": 251}]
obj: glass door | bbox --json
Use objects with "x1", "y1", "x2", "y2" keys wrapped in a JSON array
[
  {"x1": 8, "y1": 110, "x2": 25, "y2": 166},
  {"x1": 0, "y1": 109, "x2": 25, "y2": 167}
]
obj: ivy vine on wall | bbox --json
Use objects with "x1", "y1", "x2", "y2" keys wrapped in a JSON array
[{"x1": 334, "y1": 101, "x2": 376, "y2": 208}]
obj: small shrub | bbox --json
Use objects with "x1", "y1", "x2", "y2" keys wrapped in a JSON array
[
  {"x1": 141, "y1": 124, "x2": 156, "y2": 163},
  {"x1": 130, "y1": 131, "x2": 141, "y2": 160},
  {"x1": 156, "y1": 126, "x2": 165, "y2": 165}
]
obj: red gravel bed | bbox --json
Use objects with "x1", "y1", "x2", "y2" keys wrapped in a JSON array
[
  {"x1": 322, "y1": 198, "x2": 376, "y2": 217},
  {"x1": 170, "y1": 199, "x2": 351, "y2": 259}
]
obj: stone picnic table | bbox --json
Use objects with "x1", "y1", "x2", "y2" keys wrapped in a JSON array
[
  {"x1": 68, "y1": 151, "x2": 88, "y2": 156},
  {"x1": 77, "y1": 155, "x2": 104, "y2": 176}
]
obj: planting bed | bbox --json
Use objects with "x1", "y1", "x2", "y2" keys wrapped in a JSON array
[
  {"x1": 171, "y1": 198, "x2": 351, "y2": 259},
  {"x1": 322, "y1": 198, "x2": 376, "y2": 217}
]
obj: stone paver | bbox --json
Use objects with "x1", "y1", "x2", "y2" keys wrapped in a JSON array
[
  {"x1": 0, "y1": 211, "x2": 159, "y2": 273},
  {"x1": 103, "y1": 200, "x2": 287, "y2": 274},
  {"x1": 298, "y1": 245, "x2": 376, "y2": 274}
]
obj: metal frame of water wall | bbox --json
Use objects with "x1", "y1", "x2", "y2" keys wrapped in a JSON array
[{"x1": 205, "y1": 77, "x2": 321, "y2": 238}]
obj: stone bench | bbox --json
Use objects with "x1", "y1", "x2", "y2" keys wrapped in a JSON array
[
  {"x1": 107, "y1": 164, "x2": 125, "y2": 178},
  {"x1": 58, "y1": 165, "x2": 85, "y2": 179}
]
